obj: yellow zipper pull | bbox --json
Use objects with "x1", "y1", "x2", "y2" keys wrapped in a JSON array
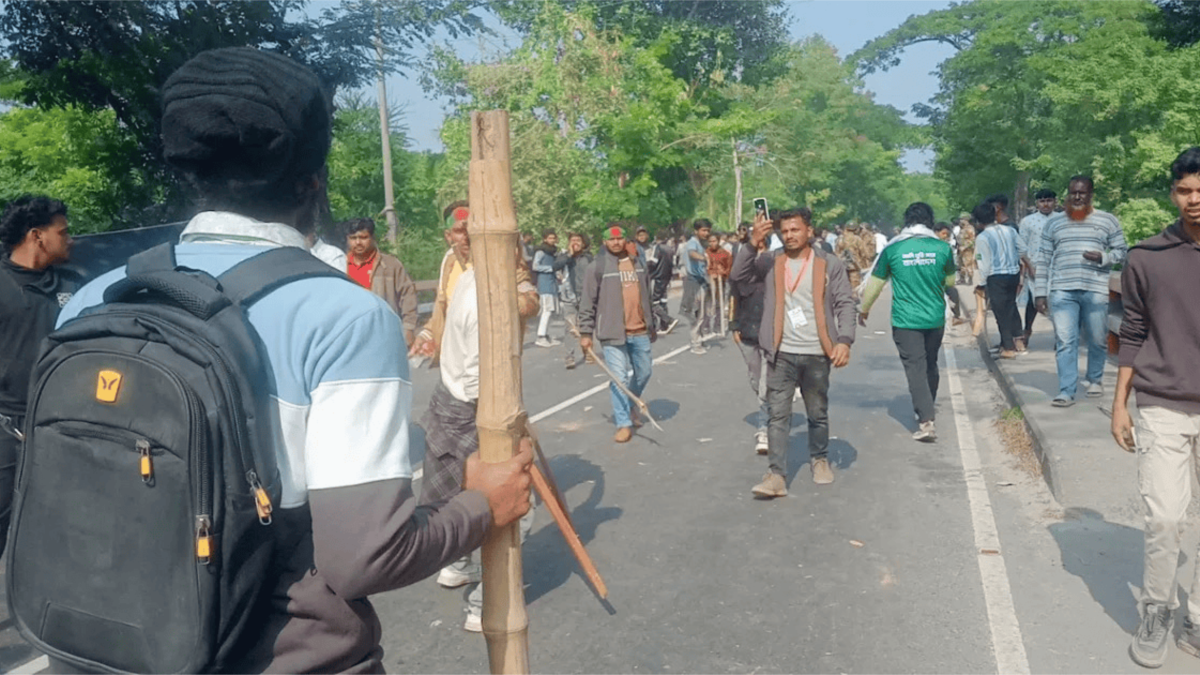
[
  {"x1": 196, "y1": 515, "x2": 212, "y2": 564},
  {"x1": 248, "y1": 471, "x2": 273, "y2": 525},
  {"x1": 137, "y1": 440, "x2": 153, "y2": 484}
]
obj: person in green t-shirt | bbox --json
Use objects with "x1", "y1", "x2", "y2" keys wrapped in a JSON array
[{"x1": 859, "y1": 202, "x2": 957, "y2": 442}]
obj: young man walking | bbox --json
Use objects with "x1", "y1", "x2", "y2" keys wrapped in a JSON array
[
  {"x1": 860, "y1": 203, "x2": 957, "y2": 442},
  {"x1": 681, "y1": 219, "x2": 712, "y2": 354},
  {"x1": 730, "y1": 230, "x2": 770, "y2": 455},
  {"x1": 644, "y1": 229, "x2": 678, "y2": 334},
  {"x1": 0, "y1": 195, "x2": 77, "y2": 557},
  {"x1": 579, "y1": 225, "x2": 656, "y2": 443},
  {"x1": 1113, "y1": 147, "x2": 1200, "y2": 668},
  {"x1": 560, "y1": 232, "x2": 593, "y2": 368},
  {"x1": 973, "y1": 201, "x2": 1026, "y2": 358},
  {"x1": 532, "y1": 229, "x2": 567, "y2": 347},
  {"x1": 344, "y1": 216, "x2": 420, "y2": 346},
  {"x1": 1016, "y1": 188, "x2": 1058, "y2": 342},
  {"x1": 731, "y1": 208, "x2": 856, "y2": 496},
  {"x1": 1034, "y1": 176, "x2": 1128, "y2": 406}
]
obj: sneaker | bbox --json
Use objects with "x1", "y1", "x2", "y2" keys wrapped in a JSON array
[
  {"x1": 754, "y1": 431, "x2": 769, "y2": 455},
  {"x1": 1051, "y1": 395, "x2": 1075, "y2": 408},
  {"x1": 690, "y1": 344, "x2": 707, "y2": 355},
  {"x1": 811, "y1": 458, "x2": 834, "y2": 484},
  {"x1": 663, "y1": 319, "x2": 679, "y2": 335},
  {"x1": 614, "y1": 427, "x2": 633, "y2": 443},
  {"x1": 751, "y1": 472, "x2": 787, "y2": 498},
  {"x1": 1014, "y1": 339, "x2": 1028, "y2": 354},
  {"x1": 1086, "y1": 380, "x2": 1105, "y2": 398},
  {"x1": 535, "y1": 337, "x2": 553, "y2": 348},
  {"x1": 912, "y1": 420, "x2": 937, "y2": 443},
  {"x1": 997, "y1": 350, "x2": 1018, "y2": 359},
  {"x1": 564, "y1": 355, "x2": 576, "y2": 370},
  {"x1": 437, "y1": 566, "x2": 479, "y2": 589},
  {"x1": 1177, "y1": 616, "x2": 1200, "y2": 659},
  {"x1": 464, "y1": 612, "x2": 482, "y2": 633},
  {"x1": 1130, "y1": 603, "x2": 1172, "y2": 668}
]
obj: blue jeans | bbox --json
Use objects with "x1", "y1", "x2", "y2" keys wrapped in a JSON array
[
  {"x1": 602, "y1": 334, "x2": 653, "y2": 428},
  {"x1": 1049, "y1": 289, "x2": 1108, "y2": 398}
]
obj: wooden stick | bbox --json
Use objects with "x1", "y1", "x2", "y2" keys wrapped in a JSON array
[
  {"x1": 972, "y1": 286, "x2": 988, "y2": 337},
  {"x1": 469, "y1": 110, "x2": 529, "y2": 674},
  {"x1": 529, "y1": 465, "x2": 609, "y2": 599}
]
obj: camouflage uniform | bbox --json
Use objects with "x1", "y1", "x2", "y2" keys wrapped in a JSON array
[
  {"x1": 956, "y1": 216, "x2": 977, "y2": 285},
  {"x1": 835, "y1": 223, "x2": 876, "y2": 297}
]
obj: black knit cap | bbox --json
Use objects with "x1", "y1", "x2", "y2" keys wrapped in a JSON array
[{"x1": 161, "y1": 47, "x2": 331, "y2": 194}]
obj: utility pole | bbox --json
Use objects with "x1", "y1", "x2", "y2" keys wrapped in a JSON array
[
  {"x1": 375, "y1": 1, "x2": 399, "y2": 243},
  {"x1": 732, "y1": 138, "x2": 743, "y2": 228}
]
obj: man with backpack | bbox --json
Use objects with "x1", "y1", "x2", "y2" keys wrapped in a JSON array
[
  {"x1": 0, "y1": 195, "x2": 77, "y2": 559},
  {"x1": 30, "y1": 48, "x2": 532, "y2": 673}
]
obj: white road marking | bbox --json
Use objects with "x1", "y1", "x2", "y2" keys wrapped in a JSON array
[
  {"x1": 944, "y1": 345, "x2": 1031, "y2": 675},
  {"x1": 530, "y1": 342, "x2": 695, "y2": 424},
  {"x1": 8, "y1": 655, "x2": 48, "y2": 674}
]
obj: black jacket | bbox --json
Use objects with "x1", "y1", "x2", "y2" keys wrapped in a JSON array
[{"x1": 0, "y1": 257, "x2": 80, "y2": 414}]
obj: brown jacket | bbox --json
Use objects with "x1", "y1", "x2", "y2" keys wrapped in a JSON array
[
  {"x1": 367, "y1": 252, "x2": 419, "y2": 338},
  {"x1": 730, "y1": 244, "x2": 857, "y2": 362}
]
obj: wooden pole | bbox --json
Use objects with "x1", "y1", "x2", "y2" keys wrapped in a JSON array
[
  {"x1": 732, "y1": 138, "x2": 743, "y2": 229},
  {"x1": 375, "y1": 2, "x2": 399, "y2": 243},
  {"x1": 529, "y1": 465, "x2": 608, "y2": 599},
  {"x1": 469, "y1": 110, "x2": 530, "y2": 674}
]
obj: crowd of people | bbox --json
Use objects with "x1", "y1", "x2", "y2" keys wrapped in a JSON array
[{"x1": 1, "y1": 45, "x2": 1199, "y2": 673}]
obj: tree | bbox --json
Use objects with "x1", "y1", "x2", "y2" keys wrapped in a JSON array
[
  {"x1": 850, "y1": 0, "x2": 1158, "y2": 217},
  {"x1": 0, "y1": 0, "x2": 483, "y2": 226}
]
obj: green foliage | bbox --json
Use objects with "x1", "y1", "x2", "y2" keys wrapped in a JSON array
[
  {"x1": 1115, "y1": 198, "x2": 1174, "y2": 244},
  {"x1": 325, "y1": 93, "x2": 450, "y2": 278},
  {"x1": 0, "y1": 104, "x2": 155, "y2": 233}
]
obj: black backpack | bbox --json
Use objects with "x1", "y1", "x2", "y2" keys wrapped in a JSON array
[{"x1": 7, "y1": 243, "x2": 347, "y2": 673}]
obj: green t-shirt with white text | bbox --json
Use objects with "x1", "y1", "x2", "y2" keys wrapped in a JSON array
[{"x1": 872, "y1": 236, "x2": 956, "y2": 330}]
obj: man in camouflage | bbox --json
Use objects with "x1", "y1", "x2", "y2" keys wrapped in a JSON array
[
  {"x1": 834, "y1": 221, "x2": 876, "y2": 298},
  {"x1": 955, "y1": 213, "x2": 977, "y2": 285}
]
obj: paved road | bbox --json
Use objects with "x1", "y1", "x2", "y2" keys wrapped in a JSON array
[{"x1": 2, "y1": 289, "x2": 1197, "y2": 673}]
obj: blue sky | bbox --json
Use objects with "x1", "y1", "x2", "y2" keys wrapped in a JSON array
[{"x1": 360, "y1": 1, "x2": 957, "y2": 171}]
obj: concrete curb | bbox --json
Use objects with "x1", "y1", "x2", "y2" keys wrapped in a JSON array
[{"x1": 972, "y1": 331, "x2": 1065, "y2": 502}]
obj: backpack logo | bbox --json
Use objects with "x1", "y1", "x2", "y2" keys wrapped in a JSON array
[{"x1": 95, "y1": 370, "x2": 123, "y2": 403}]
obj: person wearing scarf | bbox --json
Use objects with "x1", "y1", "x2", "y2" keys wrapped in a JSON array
[{"x1": 859, "y1": 202, "x2": 958, "y2": 442}]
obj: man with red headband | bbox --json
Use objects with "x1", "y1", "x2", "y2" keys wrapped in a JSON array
[
  {"x1": 579, "y1": 224, "x2": 656, "y2": 443},
  {"x1": 1033, "y1": 176, "x2": 1128, "y2": 407},
  {"x1": 410, "y1": 201, "x2": 473, "y2": 363}
]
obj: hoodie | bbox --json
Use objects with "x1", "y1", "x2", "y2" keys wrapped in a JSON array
[
  {"x1": 1118, "y1": 221, "x2": 1200, "y2": 414},
  {"x1": 0, "y1": 257, "x2": 79, "y2": 415}
]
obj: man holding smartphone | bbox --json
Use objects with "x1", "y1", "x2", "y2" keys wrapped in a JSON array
[{"x1": 1113, "y1": 147, "x2": 1200, "y2": 668}]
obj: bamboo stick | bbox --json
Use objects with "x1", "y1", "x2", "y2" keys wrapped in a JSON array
[
  {"x1": 469, "y1": 110, "x2": 530, "y2": 674},
  {"x1": 529, "y1": 465, "x2": 609, "y2": 599}
]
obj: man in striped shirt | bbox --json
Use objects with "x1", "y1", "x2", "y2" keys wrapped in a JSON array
[
  {"x1": 974, "y1": 201, "x2": 1026, "y2": 358},
  {"x1": 1034, "y1": 176, "x2": 1128, "y2": 406}
]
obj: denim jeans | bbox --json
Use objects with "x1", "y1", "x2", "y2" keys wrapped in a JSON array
[
  {"x1": 765, "y1": 352, "x2": 831, "y2": 477},
  {"x1": 737, "y1": 340, "x2": 769, "y2": 433},
  {"x1": 602, "y1": 333, "x2": 653, "y2": 428},
  {"x1": 1048, "y1": 289, "x2": 1107, "y2": 398}
]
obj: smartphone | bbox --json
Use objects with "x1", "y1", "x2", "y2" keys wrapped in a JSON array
[{"x1": 753, "y1": 197, "x2": 768, "y2": 220}]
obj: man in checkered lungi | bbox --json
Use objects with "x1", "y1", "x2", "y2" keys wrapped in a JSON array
[{"x1": 419, "y1": 242, "x2": 539, "y2": 632}]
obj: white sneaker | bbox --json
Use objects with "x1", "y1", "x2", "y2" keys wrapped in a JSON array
[
  {"x1": 1086, "y1": 380, "x2": 1105, "y2": 398},
  {"x1": 754, "y1": 432, "x2": 769, "y2": 455},
  {"x1": 437, "y1": 566, "x2": 479, "y2": 589},
  {"x1": 464, "y1": 612, "x2": 482, "y2": 633},
  {"x1": 535, "y1": 337, "x2": 553, "y2": 348},
  {"x1": 690, "y1": 345, "x2": 707, "y2": 355},
  {"x1": 912, "y1": 420, "x2": 937, "y2": 443}
]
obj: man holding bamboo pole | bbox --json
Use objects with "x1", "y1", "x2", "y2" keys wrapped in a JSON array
[{"x1": 579, "y1": 224, "x2": 657, "y2": 443}]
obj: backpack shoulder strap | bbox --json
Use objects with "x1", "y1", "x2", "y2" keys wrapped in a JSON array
[{"x1": 218, "y1": 247, "x2": 350, "y2": 307}]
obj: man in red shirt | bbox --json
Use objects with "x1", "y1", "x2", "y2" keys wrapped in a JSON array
[{"x1": 343, "y1": 217, "x2": 419, "y2": 346}]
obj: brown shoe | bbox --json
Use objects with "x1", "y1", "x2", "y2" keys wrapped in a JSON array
[
  {"x1": 751, "y1": 473, "x2": 787, "y2": 498},
  {"x1": 613, "y1": 427, "x2": 633, "y2": 443},
  {"x1": 629, "y1": 409, "x2": 644, "y2": 428},
  {"x1": 812, "y1": 458, "x2": 834, "y2": 484},
  {"x1": 997, "y1": 350, "x2": 1018, "y2": 359}
]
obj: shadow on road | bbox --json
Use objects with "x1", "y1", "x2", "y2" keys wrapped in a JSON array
[
  {"x1": 523, "y1": 454, "x2": 622, "y2": 605},
  {"x1": 783, "y1": 434, "x2": 859, "y2": 484},
  {"x1": 1049, "y1": 507, "x2": 1145, "y2": 634},
  {"x1": 646, "y1": 398, "x2": 680, "y2": 422},
  {"x1": 853, "y1": 394, "x2": 919, "y2": 432}
]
